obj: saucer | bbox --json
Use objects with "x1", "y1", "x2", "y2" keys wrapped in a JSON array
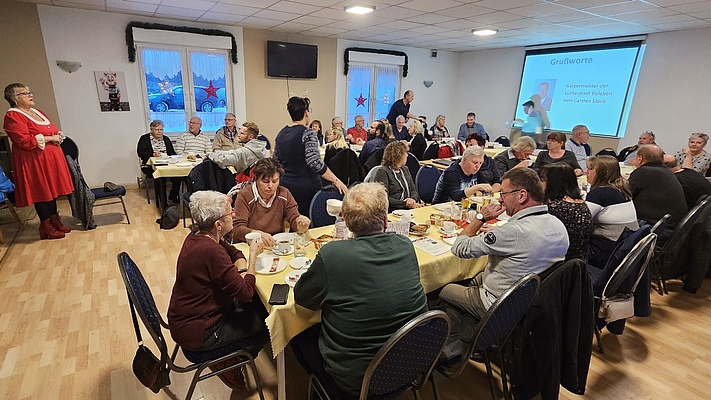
[
  {"x1": 439, "y1": 227, "x2": 458, "y2": 236},
  {"x1": 272, "y1": 246, "x2": 294, "y2": 256}
]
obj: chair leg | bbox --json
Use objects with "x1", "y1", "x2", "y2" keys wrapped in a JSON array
[
  {"x1": 594, "y1": 324, "x2": 604, "y2": 353},
  {"x1": 9, "y1": 206, "x2": 22, "y2": 225},
  {"x1": 246, "y1": 359, "x2": 265, "y2": 400},
  {"x1": 662, "y1": 278, "x2": 669, "y2": 294},
  {"x1": 483, "y1": 353, "x2": 497, "y2": 400},
  {"x1": 184, "y1": 367, "x2": 205, "y2": 400},
  {"x1": 430, "y1": 373, "x2": 440, "y2": 400},
  {"x1": 498, "y1": 350, "x2": 510, "y2": 400},
  {"x1": 119, "y1": 196, "x2": 130, "y2": 224}
]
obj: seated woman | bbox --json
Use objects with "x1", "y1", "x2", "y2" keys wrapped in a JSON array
[
  {"x1": 232, "y1": 158, "x2": 311, "y2": 247},
  {"x1": 407, "y1": 119, "x2": 427, "y2": 160},
  {"x1": 374, "y1": 141, "x2": 424, "y2": 212},
  {"x1": 675, "y1": 132, "x2": 711, "y2": 175},
  {"x1": 532, "y1": 132, "x2": 583, "y2": 176},
  {"x1": 426, "y1": 114, "x2": 449, "y2": 141},
  {"x1": 323, "y1": 127, "x2": 349, "y2": 165},
  {"x1": 167, "y1": 190, "x2": 268, "y2": 389},
  {"x1": 465, "y1": 133, "x2": 500, "y2": 186},
  {"x1": 539, "y1": 163, "x2": 593, "y2": 262},
  {"x1": 585, "y1": 155, "x2": 639, "y2": 269},
  {"x1": 433, "y1": 146, "x2": 501, "y2": 203}
]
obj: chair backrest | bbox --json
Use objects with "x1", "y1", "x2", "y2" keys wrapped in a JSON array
[
  {"x1": 650, "y1": 214, "x2": 671, "y2": 235},
  {"x1": 415, "y1": 165, "x2": 441, "y2": 204},
  {"x1": 595, "y1": 148, "x2": 617, "y2": 157},
  {"x1": 61, "y1": 136, "x2": 79, "y2": 161},
  {"x1": 309, "y1": 189, "x2": 344, "y2": 228},
  {"x1": 326, "y1": 148, "x2": 363, "y2": 186},
  {"x1": 422, "y1": 142, "x2": 439, "y2": 160},
  {"x1": 405, "y1": 152, "x2": 421, "y2": 180},
  {"x1": 363, "y1": 165, "x2": 383, "y2": 183},
  {"x1": 361, "y1": 310, "x2": 450, "y2": 398},
  {"x1": 494, "y1": 135, "x2": 510, "y2": 147},
  {"x1": 451, "y1": 274, "x2": 540, "y2": 377},
  {"x1": 658, "y1": 195, "x2": 709, "y2": 254},
  {"x1": 363, "y1": 148, "x2": 385, "y2": 173},
  {"x1": 602, "y1": 233, "x2": 657, "y2": 299},
  {"x1": 116, "y1": 252, "x2": 169, "y2": 356},
  {"x1": 187, "y1": 159, "x2": 236, "y2": 194}
]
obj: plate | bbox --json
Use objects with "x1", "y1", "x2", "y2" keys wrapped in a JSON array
[
  {"x1": 290, "y1": 257, "x2": 312, "y2": 269},
  {"x1": 255, "y1": 255, "x2": 287, "y2": 274},
  {"x1": 285, "y1": 270, "x2": 305, "y2": 287},
  {"x1": 434, "y1": 203, "x2": 452, "y2": 211},
  {"x1": 393, "y1": 210, "x2": 415, "y2": 218},
  {"x1": 409, "y1": 224, "x2": 431, "y2": 236},
  {"x1": 169, "y1": 154, "x2": 181, "y2": 158},
  {"x1": 175, "y1": 162, "x2": 193, "y2": 167},
  {"x1": 271, "y1": 246, "x2": 294, "y2": 256}
]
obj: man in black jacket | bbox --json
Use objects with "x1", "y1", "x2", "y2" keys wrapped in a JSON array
[{"x1": 663, "y1": 154, "x2": 711, "y2": 211}]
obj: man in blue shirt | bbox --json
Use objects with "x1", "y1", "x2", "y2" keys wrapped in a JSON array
[
  {"x1": 386, "y1": 90, "x2": 423, "y2": 127},
  {"x1": 457, "y1": 112, "x2": 488, "y2": 141}
]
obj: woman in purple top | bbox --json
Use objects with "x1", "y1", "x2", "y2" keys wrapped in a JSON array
[{"x1": 274, "y1": 97, "x2": 347, "y2": 215}]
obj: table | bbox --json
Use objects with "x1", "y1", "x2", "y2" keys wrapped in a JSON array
[
  {"x1": 232, "y1": 204, "x2": 487, "y2": 400},
  {"x1": 148, "y1": 156, "x2": 199, "y2": 210}
]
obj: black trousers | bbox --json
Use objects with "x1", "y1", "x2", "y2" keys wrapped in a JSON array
[
  {"x1": 35, "y1": 199, "x2": 58, "y2": 221},
  {"x1": 198, "y1": 294, "x2": 269, "y2": 356}
]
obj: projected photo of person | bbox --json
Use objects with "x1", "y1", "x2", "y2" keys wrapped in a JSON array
[{"x1": 535, "y1": 80, "x2": 555, "y2": 111}]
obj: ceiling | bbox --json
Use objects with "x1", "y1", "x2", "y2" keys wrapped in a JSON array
[{"x1": 17, "y1": 0, "x2": 711, "y2": 51}]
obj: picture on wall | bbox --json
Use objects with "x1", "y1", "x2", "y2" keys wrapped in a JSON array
[{"x1": 94, "y1": 71, "x2": 130, "y2": 112}]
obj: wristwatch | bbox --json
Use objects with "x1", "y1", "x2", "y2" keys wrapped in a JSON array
[{"x1": 476, "y1": 213, "x2": 486, "y2": 223}]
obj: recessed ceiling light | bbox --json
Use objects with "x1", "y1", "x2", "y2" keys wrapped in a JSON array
[
  {"x1": 345, "y1": 5, "x2": 375, "y2": 15},
  {"x1": 471, "y1": 28, "x2": 498, "y2": 36}
]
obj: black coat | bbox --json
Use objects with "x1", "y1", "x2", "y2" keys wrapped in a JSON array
[
  {"x1": 137, "y1": 133, "x2": 176, "y2": 164},
  {"x1": 506, "y1": 259, "x2": 594, "y2": 400}
]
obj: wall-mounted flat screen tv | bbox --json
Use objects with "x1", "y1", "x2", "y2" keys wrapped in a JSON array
[{"x1": 267, "y1": 40, "x2": 318, "y2": 79}]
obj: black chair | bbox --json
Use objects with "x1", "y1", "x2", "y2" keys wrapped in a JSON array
[
  {"x1": 650, "y1": 196, "x2": 710, "y2": 295},
  {"x1": 60, "y1": 136, "x2": 79, "y2": 161},
  {"x1": 91, "y1": 185, "x2": 130, "y2": 225},
  {"x1": 363, "y1": 148, "x2": 385, "y2": 174},
  {"x1": 326, "y1": 148, "x2": 363, "y2": 186},
  {"x1": 308, "y1": 310, "x2": 450, "y2": 400},
  {"x1": 433, "y1": 274, "x2": 541, "y2": 400},
  {"x1": 650, "y1": 214, "x2": 671, "y2": 236},
  {"x1": 592, "y1": 232, "x2": 657, "y2": 353},
  {"x1": 595, "y1": 148, "x2": 618, "y2": 157},
  {"x1": 116, "y1": 252, "x2": 267, "y2": 400},
  {"x1": 309, "y1": 189, "x2": 344, "y2": 228},
  {"x1": 415, "y1": 165, "x2": 441, "y2": 204},
  {"x1": 494, "y1": 135, "x2": 510, "y2": 147},
  {"x1": 405, "y1": 152, "x2": 421, "y2": 181},
  {"x1": 422, "y1": 142, "x2": 439, "y2": 160}
]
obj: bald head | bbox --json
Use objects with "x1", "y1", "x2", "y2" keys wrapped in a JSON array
[
  {"x1": 663, "y1": 154, "x2": 679, "y2": 170},
  {"x1": 637, "y1": 144, "x2": 664, "y2": 165}
]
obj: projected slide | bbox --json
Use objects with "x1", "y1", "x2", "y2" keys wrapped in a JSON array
[{"x1": 515, "y1": 44, "x2": 643, "y2": 136}]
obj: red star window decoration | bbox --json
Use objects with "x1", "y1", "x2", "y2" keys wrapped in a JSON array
[
  {"x1": 201, "y1": 81, "x2": 220, "y2": 99},
  {"x1": 355, "y1": 93, "x2": 367, "y2": 107}
]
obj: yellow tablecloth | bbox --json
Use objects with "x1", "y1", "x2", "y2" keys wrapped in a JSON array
[
  {"x1": 148, "y1": 156, "x2": 198, "y2": 178},
  {"x1": 233, "y1": 204, "x2": 487, "y2": 357}
]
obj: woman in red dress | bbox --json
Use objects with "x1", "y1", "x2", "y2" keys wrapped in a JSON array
[{"x1": 3, "y1": 83, "x2": 74, "y2": 239}]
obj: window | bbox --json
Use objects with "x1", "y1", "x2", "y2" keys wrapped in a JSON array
[
  {"x1": 346, "y1": 63, "x2": 400, "y2": 128},
  {"x1": 139, "y1": 46, "x2": 231, "y2": 134}
]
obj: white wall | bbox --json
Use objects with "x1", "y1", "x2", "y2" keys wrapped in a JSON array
[
  {"x1": 621, "y1": 27, "x2": 711, "y2": 154},
  {"x1": 335, "y1": 40, "x2": 460, "y2": 125},
  {"x1": 452, "y1": 47, "x2": 525, "y2": 140},
  {"x1": 38, "y1": 6, "x2": 246, "y2": 187}
]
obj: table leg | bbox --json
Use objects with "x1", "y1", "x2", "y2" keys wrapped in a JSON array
[
  {"x1": 277, "y1": 350, "x2": 286, "y2": 400},
  {"x1": 156, "y1": 177, "x2": 168, "y2": 211}
]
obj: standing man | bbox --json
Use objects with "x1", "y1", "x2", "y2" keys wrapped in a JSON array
[
  {"x1": 457, "y1": 112, "x2": 488, "y2": 141},
  {"x1": 291, "y1": 182, "x2": 427, "y2": 398},
  {"x1": 209, "y1": 121, "x2": 268, "y2": 173},
  {"x1": 346, "y1": 115, "x2": 367, "y2": 144},
  {"x1": 566, "y1": 125, "x2": 592, "y2": 172},
  {"x1": 386, "y1": 90, "x2": 423, "y2": 127},
  {"x1": 176, "y1": 116, "x2": 212, "y2": 156},
  {"x1": 617, "y1": 131, "x2": 655, "y2": 165},
  {"x1": 393, "y1": 115, "x2": 409, "y2": 141},
  {"x1": 440, "y1": 168, "x2": 568, "y2": 321}
]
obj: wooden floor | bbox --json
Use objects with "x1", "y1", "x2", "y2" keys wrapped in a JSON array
[{"x1": 0, "y1": 188, "x2": 709, "y2": 400}]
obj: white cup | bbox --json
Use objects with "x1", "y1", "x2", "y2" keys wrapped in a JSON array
[
  {"x1": 245, "y1": 231, "x2": 260, "y2": 244},
  {"x1": 276, "y1": 239, "x2": 291, "y2": 254},
  {"x1": 442, "y1": 221, "x2": 456, "y2": 234},
  {"x1": 159, "y1": 152, "x2": 168, "y2": 160}
]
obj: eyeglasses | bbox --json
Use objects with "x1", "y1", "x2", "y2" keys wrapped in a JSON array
[
  {"x1": 15, "y1": 91, "x2": 33, "y2": 97},
  {"x1": 499, "y1": 189, "x2": 522, "y2": 199},
  {"x1": 217, "y1": 208, "x2": 235, "y2": 221},
  {"x1": 189, "y1": 121, "x2": 202, "y2": 125},
  {"x1": 225, "y1": 118, "x2": 236, "y2": 121}
]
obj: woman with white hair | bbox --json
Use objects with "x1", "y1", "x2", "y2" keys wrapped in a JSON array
[
  {"x1": 494, "y1": 136, "x2": 536, "y2": 175},
  {"x1": 407, "y1": 119, "x2": 427, "y2": 160},
  {"x1": 324, "y1": 127, "x2": 350, "y2": 165},
  {"x1": 675, "y1": 132, "x2": 711, "y2": 175},
  {"x1": 168, "y1": 190, "x2": 269, "y2": 389},
  {"x1": 433, "y1": 146, "x2": 501, "y2": 203}
]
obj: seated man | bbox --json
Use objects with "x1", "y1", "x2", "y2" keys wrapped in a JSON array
[
  {"x1": 136, "y1": 119, "x2": 181, "y2": 204},
  {"x1": 209, "y1": 121, "x2": 268, "y2": 172},
  {"x1": 457, "y1": 112, "x2": 488, "y2": 141},
  {"x1": 433, "y1": 146, "x2": 501, "y2": 203},
  {"x1": 565, "y1": 124, "x2": 592, "y2": 172},
  {"x1": 346, "y1": 114, "x2": 367, "y2": 145},
  {"x1": 494, "y1": 136, "x2": 536, "y2": 176},
  {"x1": 358, "y1": 121, "x2": 387, "y2": 166},
  {"x1": 663, "y1": 154, "x2": 711, "y2": 211},
  {"x1": 618, "y1": 130, "x2": 655, "y2": 165},
  {"x1": 213, "y1": 113, "x2": 239, "y2": 151},
  {"x1": 231, "y1": 158, "x2": 310, "y2": 246},
  {"x1": 393, "y1": 115, "x2": 409, "y2": 141},
  {"x1": 291, "y1": 182, "x2": 428, "y2": 398},
  {"x1": 629, "y1": 145, "x2": 687, "y2": 226},
  {"x1": 440, "y1": 168, "x2": 569, "y2": 322},
  {"x1": 175, "y1": 116, "x2": 212, "y2": 156}
]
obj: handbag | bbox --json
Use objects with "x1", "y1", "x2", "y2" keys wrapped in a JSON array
[
  {"x1": 129, "y1": 297, "x2": 171, "y2": 393},
  {"x1": 597, "y1": 294, "x2": 635, "y2": 322}
]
